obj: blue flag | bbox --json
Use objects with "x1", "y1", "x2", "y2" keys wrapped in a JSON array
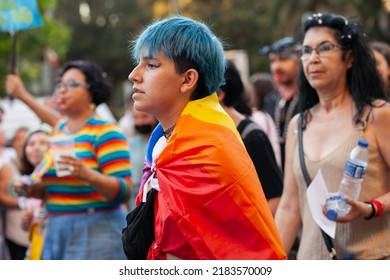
[{"x1": 0, "y1": 0, "x2": 43, "y2": 32}]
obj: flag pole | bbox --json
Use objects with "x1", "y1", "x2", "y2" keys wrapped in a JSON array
[
  {"x1": 10, "y1": 30, "x2": 17, "y2": 74},
  {"x1": 9, "y1": 30, "x2": 17, "y2": 105}
]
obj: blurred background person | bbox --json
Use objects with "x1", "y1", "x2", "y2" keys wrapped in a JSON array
[
  {"x1": 0, "y1": 105, "x2": 4, "y2": 125},
  {"x1": 0, "y1": 128, "x2": 29, "y2": 259},
  {"x1": 370, "y1": 41, "x2": 390, "y2": 96},
  {"x1": 6, "y1": 60, "x2": 132, "y2": 260},
  {"x1": 259, "y1": 37, "x2": 300, "y2": 171},
  {"x1": 249, "y1": 72, "x2": 282, "y2": 170},
  {"x1": 128, "y1": 107, "x2": 158, "y2": 210},
  {"x1": 118, "y1": 94, "x2": 136, "y2": 139},
  {"x1": 18, "y1": 124, "x2": 51, "y2": 260},
  {"x1": 0, "y1": 128, "x2": 10, "y2": 260},
  {"x1": 217, "y1": 60, "x2": 283, "y2": 215},
  {"x1": 5, "y1": 127, "x2": 28, "y2": 172}
]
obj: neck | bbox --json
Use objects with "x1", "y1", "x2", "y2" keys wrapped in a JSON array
[
  {"x1": 317, "y1": 89, "x2": 352, "y2": 113},
  {"x1": 277, "y1": 83, "x2": 298, "y2": 100},
  {"x1": 222, "y1": 106, "x2": 245, "y2": 126},
  {"x1": 66, "y1": 109, "x2": 94, "y2": 133}
]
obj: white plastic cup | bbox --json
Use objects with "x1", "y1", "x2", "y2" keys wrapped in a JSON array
[{"x1": 49, "y1": 135, "x2": 74, "y2": 177}]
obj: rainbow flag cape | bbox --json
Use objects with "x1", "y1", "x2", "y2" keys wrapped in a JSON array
[{"x1": 140, "y1": 93, "x2": 287, "y2": 260}]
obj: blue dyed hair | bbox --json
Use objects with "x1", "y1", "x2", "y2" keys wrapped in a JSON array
[{"x1": 130, "y1": 16, "x2": 226, "y2": 99}]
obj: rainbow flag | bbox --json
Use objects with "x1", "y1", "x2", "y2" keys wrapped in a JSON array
[
  {"x1": 30, "y1": 150, "x2": 53, "y2": 182},
  {"x1": 141, "y1": 93, "x2": 287, "y2": 260}
]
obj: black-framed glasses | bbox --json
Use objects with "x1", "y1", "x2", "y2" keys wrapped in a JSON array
[
  {"x1": 54, "y1": 79, "x2": 89, "y2": 91},
  {"x1": 299, "y1": 42, "x2": 343, "y2": 61}
]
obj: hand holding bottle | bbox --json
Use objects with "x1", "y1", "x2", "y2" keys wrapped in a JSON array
[
  {"x1": 331, "y1": 196, "x2": 375, "y2": 223},
  {"x1": 324, "y1": 140, "x2": 369, "y2": 221}
]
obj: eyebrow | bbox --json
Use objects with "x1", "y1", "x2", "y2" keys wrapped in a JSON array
[
  {"x1": 303, "y1": 40, "x2": 333, "y2": 47},
  {"x1": 141, "y1": 53, "x2": 159, "y2": 61}
]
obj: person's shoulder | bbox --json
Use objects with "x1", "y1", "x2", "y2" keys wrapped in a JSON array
[
  {"x1": 90, "y1": 115, "x2": 128, "y2": 138},
  {"x1": 89, "y1": 114, "x2": 120, "y2": 128},
  {"x1": 288, "y1": 113, "x2": 300, "y2": 129},
  {"x1": 370, "y1": 100, "x2": 390, "y2": 122},
  {"x1": 239, "y1": 118, "x2": 268, "y2": 139},
  {"x1": 263, "y1": 90, "x2": 278, "y2": 103}
]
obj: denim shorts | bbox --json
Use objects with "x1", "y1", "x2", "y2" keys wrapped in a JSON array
[{"x1": 42, "y1": 209, "x2": 127, "y2": 260}]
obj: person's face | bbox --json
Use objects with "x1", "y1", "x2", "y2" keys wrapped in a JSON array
[
  {"x1": 373, "y1": 49, "x2": 390, "y2": 87},
  {"x1": 301, "y1": 27, "x2": 353, "y2": 92},
  {"x1": 25, "y1": 132, "x2": 49, "y2": 167},
  {"x1": 132, "y1": 108, "x2": 158, "y2": 135},
  {"x1": 269, "y1": 51, "x2": 300, "y2": 86},
  {"x1": 54, "y1": 68, "x2": 92, "y2": 115},
  {"x1": 128, "y1": 48, "x2": 186, "y2": 120}
]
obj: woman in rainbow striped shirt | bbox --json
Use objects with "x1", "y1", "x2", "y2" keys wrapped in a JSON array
[{"x1": 7, "y1": 60, "x2": 132, "y2": 259}]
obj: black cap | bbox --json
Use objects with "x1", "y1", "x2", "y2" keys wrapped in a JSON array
[{"x1": 258, "y1": 37, "x2": 297, "y2": 55}]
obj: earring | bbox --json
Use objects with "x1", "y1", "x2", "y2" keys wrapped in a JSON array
[{"x1": 89, "y1": 103, "x2": 96, "y2": 111}]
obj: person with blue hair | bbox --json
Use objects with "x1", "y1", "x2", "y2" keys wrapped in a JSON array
[{"x1": 125, "y1": 16, "x2": 286, "y2": 260}]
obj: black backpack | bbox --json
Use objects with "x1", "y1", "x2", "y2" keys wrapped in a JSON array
[{"x1": 121, "y1": 188, "x2": 156, "y2": 259}]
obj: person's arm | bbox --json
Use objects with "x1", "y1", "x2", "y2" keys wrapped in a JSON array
[
  {"x1": 274, "y1": 114, "x2": 302, "y2": 254},
  {"x1": 0, "y1": 162, "x2": 18, "y2": 208},
  {"x1": 5, "y1": 74, "x2": 60, "y2": 126},
  {"x1": 337, "y1": 102, "x2": 390, "y2": 222},
  {"x1": 58, "y1": 123, "x2": 132, "y2": 203},
  {"x1": 243, "y1": 128, "x2": 283, "y2": 215}
]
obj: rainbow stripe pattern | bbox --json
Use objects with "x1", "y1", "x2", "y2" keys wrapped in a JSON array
[
  {"x1": 143, "y1": 93, "x2": 287, "y2": 260},
  {"x1": 32, "y1": 115, "x2": 132, "y2": 215}
]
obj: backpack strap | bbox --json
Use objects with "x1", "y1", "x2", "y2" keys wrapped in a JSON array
[{"x1": 241, "y1": 122, "x2": 261, "y2": 140}]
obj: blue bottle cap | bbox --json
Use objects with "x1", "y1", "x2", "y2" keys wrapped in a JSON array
[
  {"x1": 326, "y1": 209, "x2": 338, "y2": 221},
  {"x1": 357, "y1": 140, "x2": 368, "y2": 148},
  {"x1": 343, "y1": 253, "x2": 356, "y2": 260}
]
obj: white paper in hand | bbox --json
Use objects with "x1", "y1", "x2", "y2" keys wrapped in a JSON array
[{"x1": 306, "y1": 170, "x2": 336, "y2": 238}]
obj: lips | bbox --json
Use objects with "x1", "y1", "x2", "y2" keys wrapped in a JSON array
[
  {"x1": 309, "y1": 70, "x2": 323, "y2": 77},
  {"x1": 131, "y1": 88, "x2": 145, "y2": 100},
  {"x1": 274, "y1": 73, "x2": 282, "y2": 80}
]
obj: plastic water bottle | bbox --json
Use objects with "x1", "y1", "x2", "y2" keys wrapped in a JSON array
[{"x1": 325, "y1": 140, "x2": 369, "y2": 221}]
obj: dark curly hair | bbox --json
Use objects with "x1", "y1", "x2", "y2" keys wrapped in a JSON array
[
  {"x1": 297, "y1": 13, "x2": 388, "y2": 127},
  {"x1": 58, "y1": 60, "x2": 111, "y2": 106}
]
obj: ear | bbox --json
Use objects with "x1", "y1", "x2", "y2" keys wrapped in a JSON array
[
  {"x1": 181, "y1": 69, "x2": 199, "y2": 94},
  {"x1": 346, "y1": 49, "x2": 354, "y2": 69},
  {"x1": 216, "y1": 88, "x2": 225, "y2": 103}
]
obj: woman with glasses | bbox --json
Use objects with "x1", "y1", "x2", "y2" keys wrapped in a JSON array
[
  {"x1": 275, "y1": 12, "x2": 390, "y2": 259},
  {"x1": 6, "y1": 61, "x2": 132, "y2": 259}
]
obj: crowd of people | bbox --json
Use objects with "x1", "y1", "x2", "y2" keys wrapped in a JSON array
[{"x1": 0, "y1": 11, "x2": 390, "y2": 260}]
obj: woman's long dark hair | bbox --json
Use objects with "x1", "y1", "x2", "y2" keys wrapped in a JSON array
[{"x1": 297, "y1": 13, "x2": 388, "y2": 127}]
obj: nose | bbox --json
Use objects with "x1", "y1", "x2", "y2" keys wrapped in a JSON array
[
  {"x1": 128, "y1": 65, "x2": 140, "y2": 83},
  {"x1": 270, "y1": 60, "x2": 281, "y2": 73},
  {"x1": 308, "y1": 48, "x2": 321, "y2": 60},
  {"x1": 54, "y1": 85, "x2": 66, "y2": 96}
]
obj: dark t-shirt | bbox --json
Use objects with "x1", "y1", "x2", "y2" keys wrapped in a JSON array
[
  {"x1": 263, "y1": 90, "x2": 299, "y2": 171},
  {"x1": 237, "y1": 118, "x2": 283, "y2": 199}
]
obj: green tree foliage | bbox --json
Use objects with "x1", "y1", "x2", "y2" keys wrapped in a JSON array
[
  {"x1": 55, "y1": 0, "x2": 155, "y2": 112},
  {"x1": 0, "y1": 0, "x2": 71, "y2": 97},
  {"x1": 3, "y1": 0, "x2": 389, "y2": 111}
]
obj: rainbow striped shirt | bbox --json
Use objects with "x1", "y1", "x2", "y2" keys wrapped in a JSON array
[{"x1": 32, "y1": 115, "x2": 132, "y2": 215}]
